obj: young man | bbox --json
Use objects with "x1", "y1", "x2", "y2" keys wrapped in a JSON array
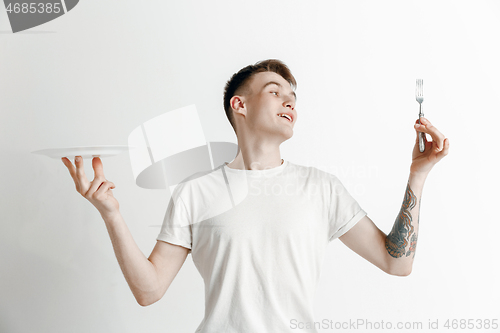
[{"x1": 61, "y1": 59, "x2": 449, "y2": 332}]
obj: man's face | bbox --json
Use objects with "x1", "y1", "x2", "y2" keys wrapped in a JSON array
[{"x1": 236, "y1": 71, "x2": 297, "y2": 141}]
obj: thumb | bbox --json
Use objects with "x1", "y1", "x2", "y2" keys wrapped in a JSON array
[{"x1": 415, "y1": 125, "x2": 427, "y2": 144}]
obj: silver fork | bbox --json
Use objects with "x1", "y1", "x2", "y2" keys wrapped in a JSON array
[{"x1": 415, "y1": 79, "x2": 425, "y2": 152}]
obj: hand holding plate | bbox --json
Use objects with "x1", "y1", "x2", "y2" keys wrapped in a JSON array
[{"x1": 61, "y1": 156, "x2": 120, "y2": 219}]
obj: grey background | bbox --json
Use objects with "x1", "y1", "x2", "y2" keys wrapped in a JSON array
[{"x1": 1, "y1": 1, "x2": 499, "y2": 332}]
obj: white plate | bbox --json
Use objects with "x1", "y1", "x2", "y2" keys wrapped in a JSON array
[{"x1": 31, "y1": 145, "x2": 133, "y2": 159}]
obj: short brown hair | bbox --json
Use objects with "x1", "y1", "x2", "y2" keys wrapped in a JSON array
[{"x1": 223, "y1": 59, "x2": 297, "y2": 134}]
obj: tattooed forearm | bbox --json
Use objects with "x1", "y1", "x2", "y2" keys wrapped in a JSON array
[
  {"x1": 385, "y1": 181, "x2": 418, "y2": 258},
  {"x1": 406, "y1": 233, "x2": 418, "y2": 258},
  {"x1": 405, "y1": 197, "x2": 421, "y2": 258}
]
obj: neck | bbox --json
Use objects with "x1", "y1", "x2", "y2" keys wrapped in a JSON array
[{"x1": 227, "y1": 140, "x2": 283, "y2": 171}]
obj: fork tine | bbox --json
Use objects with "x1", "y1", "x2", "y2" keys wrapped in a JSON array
[{"x1": 416, "y1": 79, "x2": 423, "y2": 97}]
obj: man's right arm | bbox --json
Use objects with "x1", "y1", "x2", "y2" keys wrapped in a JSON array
[
  {"x1": 61, "y1": 156, "x2": 189, "y2": 306},
  {"x1": 103, "y1": 212, "x2": 189, "y2": 306}
]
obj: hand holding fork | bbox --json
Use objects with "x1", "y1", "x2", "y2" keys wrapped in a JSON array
[
  {"x1": 416, "y1": 79, "x2": 425, "y2": 152},
  {"x1": 410, "y1": 79, "x2": 450, "y2": 176}
]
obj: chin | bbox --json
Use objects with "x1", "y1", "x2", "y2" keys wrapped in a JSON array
[{"x1": 280, "y1": 129, "x2": 294, "y2": 141}]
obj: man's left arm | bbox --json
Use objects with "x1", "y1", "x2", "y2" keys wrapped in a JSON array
[{"x1": 339, "y1": 117, "x2": 450, "y2": 276}]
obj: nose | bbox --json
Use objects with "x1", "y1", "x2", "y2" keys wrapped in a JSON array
[{"x1": 283, "y1": 99, "x2": 295, "y2": 111}]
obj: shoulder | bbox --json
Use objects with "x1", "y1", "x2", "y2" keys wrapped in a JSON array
[
  {"x1": 170, "y1": 164, "x2": 225, "y2": 199},
  {"x1": 287, "y1": 162, "x2": 353, "y2": 201}
]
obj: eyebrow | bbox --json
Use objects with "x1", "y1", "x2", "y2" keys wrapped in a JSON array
[{"x1": 262, "y1": 81, "x2": 297, "y2": 102}]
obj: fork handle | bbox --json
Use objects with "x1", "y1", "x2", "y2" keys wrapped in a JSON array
[{"x1": 418, "y1": 106, "x2": 425, "y2": 153}]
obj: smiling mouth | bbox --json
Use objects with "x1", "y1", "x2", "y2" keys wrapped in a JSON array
[{"x1": 277, "y1": 113, "x2": 292, "y2": 122}]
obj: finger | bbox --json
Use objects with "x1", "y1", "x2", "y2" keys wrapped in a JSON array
[
  {"x1": 94, "y1": 181, "x2": 115, "y2": 200},
  {"x1": 92, "y1": 157, "x2": 106, "y2": 180},
  {"x1": 74, "y1": 156, "x2": 91, "y2": 193},
  {"x1": 414, "y1": 117, "x2": 445, "y2": 151},
  {"x1": 414, "y1": 124, "x2": 429, "y2": 144},
  {"x1": 425, "y1": 118, "x2": 445, "y2": 152},
  {"x1": 61, "y1": 157, "x2": 81, "y2": 190},
  {"x1": 414, "y1": 118, "x2": 424, "y2": 143},
  {"x1": 85, "y1": 157, "x2": 107, "y2": 197},
  {"x1": 61, "y1": 157, "x2": 76, "y2": 179},
  {"x1": 435, "y1": 138, "x2": 450, "y2": 160}
]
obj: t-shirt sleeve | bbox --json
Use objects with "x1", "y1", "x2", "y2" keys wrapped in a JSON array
[
  {"x1": 327, "y1": 175, "x2": 367, "y2": 241},
  {"x1": 157, "y1": 194, "x2": 192, "y2": 253}
]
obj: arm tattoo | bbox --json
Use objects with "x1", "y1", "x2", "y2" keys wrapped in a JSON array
[
  {"x1": 385, "y1": 181, "x2": 418, "y2": 258},
  {"x1": 406, "y1": 233, "x2": 418, "y2": 258},
  {"x1": 406, "y1": 198, "x2": 421, "y2": 258}
]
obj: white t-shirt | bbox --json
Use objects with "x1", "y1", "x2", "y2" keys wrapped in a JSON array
[{"x1": 157, "y1": 159, "x2": 367, "y2": 333}]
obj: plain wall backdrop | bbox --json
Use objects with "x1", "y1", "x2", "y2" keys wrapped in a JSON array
[{"x1": 1, "y1": 1, "x2": 499, "y2": 332}]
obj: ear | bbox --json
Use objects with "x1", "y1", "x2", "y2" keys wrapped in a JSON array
[{"x1": 230, "y1": 95, "x2": 246, "y2": 117}]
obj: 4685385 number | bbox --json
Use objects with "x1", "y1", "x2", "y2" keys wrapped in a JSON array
[
  {"x1": 444, "y1": 319, "x2": 498, "y2": 330},
  {"x1": 6, "y1": 2, "x2": 62, "y2": 14}
]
